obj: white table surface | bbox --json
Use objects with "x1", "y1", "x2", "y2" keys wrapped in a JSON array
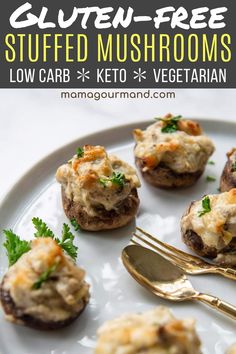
[{"x1": 0, "y1": 88, "x2": 235, "y2": 202}]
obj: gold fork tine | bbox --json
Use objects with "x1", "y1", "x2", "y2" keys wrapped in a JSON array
[
  {"x1": 132, "y1": 233, "x2": 188, "y2": 269},
  {"x1": 136, "y1": 226, "x2": 206, "y2": 266},
  {"x1": 135, "y1": 227, "x2": 236, "y2": 281}
]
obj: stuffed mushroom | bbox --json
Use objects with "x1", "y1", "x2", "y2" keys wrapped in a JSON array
[
  {"x1": 56, "y1": 145, "x2": 140, "y2": 231},
  {"x1": 181, "y1": 189, "x2": 236, "y2": 266},
  {"x1": 95, "y1": 306, "x2": 201, "y2": 354},
  {"x1": 220, "y1": 148, "x2": 236, "y2": 192},
  {"x1": 0, "y1": 225, "x2": 90, "y2": 330},
  {"x1": 133, "y1": 114, "x2": 215, "y2": 188}
]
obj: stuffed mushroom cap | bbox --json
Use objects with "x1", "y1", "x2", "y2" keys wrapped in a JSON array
[
  {"x1": 0, "y1": 238, "x2": 90, "y2": 330},
  {"x1": 181, "y1": 189, "x2": 236, "y2": 265},
  {"x1": 133, "y1": 114, "x2": 215, "y2": 188},
  {"x1": 220, "y1": 148, "x2": 236, "y2": 192},
  {"x1": 56, "y1": 145, "x2": 141, "y2": 231},
  {"x1": 95, "y1": 306, "x2": 201, "y2": 354}
]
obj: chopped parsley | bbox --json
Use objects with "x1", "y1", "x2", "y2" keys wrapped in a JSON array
[
  {"x1": 76, "y1": 147, "x2": 84, "y2": 158},
  {"x1": 110, "y1": 172, "x2": 126, "y2": 186},
  {"x1": 70, "y1": 218, "x2": 81, "y2": 231},
  {"x1": 3, "y1": 230, "x2": 31, "y2": 266},
  {"x1": 208, "y1": 160, "x2": 215, "y2": 165},
  {"x1": 231, "y1": 161, "x2": 236, "y2": 172},
  {"x1": 155, "y1": 115, "x2": 182, "y2": 133},
  {"x1": 198, "y1": 196, "x2": 211, "y2": 217},
  {"x1": 206, "y1": 176, "x2": 216, "y2": 182},
  {"x1": 32, "y1": 263, "x2": 58, "y2": 290},
  {"x1": 99, "y1": 171, "x2": 125, "y2": 188}
]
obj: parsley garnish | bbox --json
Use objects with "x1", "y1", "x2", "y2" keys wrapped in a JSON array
[
  {"x1": 3, "y1": 230, "x2": 31, "y2": 266},
  {"x1": 198, "y1": 196, "x2": 211, "y2": 217},
  {"x1": 99, "y1": 172, "x2": 125, "y2": 188},
  {"x1": 32, "y1": 217, "x2": 54, "y2": 238},
  {"x1": 55, "y1": 224, "x2": 78, "y2": 261},
  {"x1": 76, "y1": 147, "x2": 84, "y2": 158},
  {"x1": 110, "y1": 172, "x2": 125, "y2": 186},
  {"x1": 155, "y1": 115, "x2": 182, "y2": 133},
  {"x1": 206, "y1": 176, "x2": 216, "y2": 182},
  {"x1": 32, "y1": 218, "x2": 78, "y2": 260},
  {"x1": 3, "y1": 220, "x2": 78, "y2": 266},
  {"x1": 32, "y1": 263, "x2": 58, "y2": 290},
  {"x1": 231, "y1": 161, "x2": 236, "y2": 172},
  {"x1": 208, "y1": 160, "x2": 215, "y2": 165},
  {"x1": 71, "y1": 218, "x2": 81, "y2": 231}
]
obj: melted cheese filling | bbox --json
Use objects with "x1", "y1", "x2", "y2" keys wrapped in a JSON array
[
  {"x1": 95, "y1": 307, "x2": 201, "y2": 354},
  {"x1": 134, "y1": 120, "x2": 214, "y2": 174},
  {"x1": 4, "y1": 238, "x2": 89, "y2": 323},
  {"x1": 56, "y1": 145, "x2": 140, "y2": 217},
  {"x1": 181, "y1": 189, "x2": 236, "y2": 251}
]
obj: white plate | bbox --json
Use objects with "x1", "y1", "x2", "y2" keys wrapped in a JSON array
[{"x1": 0, "y1": 119, "x2": 235, "y2": 354}]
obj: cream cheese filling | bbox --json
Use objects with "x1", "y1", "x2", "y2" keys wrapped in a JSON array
[
  {"x1": 95, "y1": 306, "x2": 201, "y2": 354},
  {"x1": 134, "y1": 120, "x2": 214, "y2": 174},
  {"x1": 181, "y1": 189, "x2": 236, "y2": 250}
]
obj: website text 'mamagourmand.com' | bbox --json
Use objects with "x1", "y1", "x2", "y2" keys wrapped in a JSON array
[{"x1": 60, "y1": 90, "x2": 176, "y2": 101}]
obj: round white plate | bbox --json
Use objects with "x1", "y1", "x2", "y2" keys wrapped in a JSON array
[{"x1": 0, "y1": 120, "x2": 235, "y2": 354}]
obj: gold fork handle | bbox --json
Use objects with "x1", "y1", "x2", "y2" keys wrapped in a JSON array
[
  {"x1": 195, "y1": 293, "x2": 236, "y2": 320},
  {"x1": 215, "y1": 267, "x2": 236, "y2": 281}
]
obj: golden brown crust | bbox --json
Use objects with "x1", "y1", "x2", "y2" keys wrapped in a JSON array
[
  {"x1": 136, "y1": 158, "x2": 203, "y2": 189},
  {"x1": 0, "y1": 276, "x2": 89, "y2": 330},
  {"x1": 177, "y1": 119, "x2": 202, "y2": 136},
  {"x1": 61, "y1": 187, "x2": 139, "y2": 231},
  {"x1": 220, "y1": 150, "x2": 236, "y2": 192},
  {"x1": 155, "y1": 114, "x2": 202, "y2": 137}
]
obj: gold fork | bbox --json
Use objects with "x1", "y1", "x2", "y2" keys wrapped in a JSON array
[{"x1": 131, "y1": 227, "x2": 236, "y2": 281}]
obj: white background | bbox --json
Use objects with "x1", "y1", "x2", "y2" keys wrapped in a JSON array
[{"x1": 0, "y1": 89, "x2": 235, "y2": 202}]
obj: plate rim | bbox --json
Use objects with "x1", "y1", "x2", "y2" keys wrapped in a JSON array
[{"x1": 0, "y1": 117, "x2": 236, "y2": 353}]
